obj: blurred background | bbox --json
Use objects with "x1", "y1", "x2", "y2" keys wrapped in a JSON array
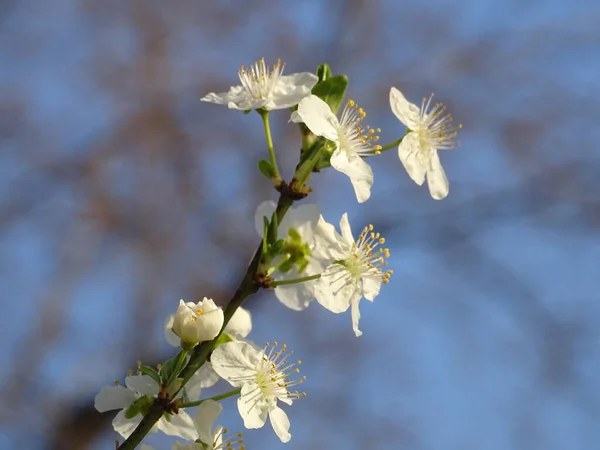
[{"x1": 1, "y1": 1, "x2": 599, "y2": 449}]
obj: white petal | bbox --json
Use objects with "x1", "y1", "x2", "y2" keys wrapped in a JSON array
[
  {"x1": 211, "y1": 342, "x2": 262, "y2": 387},
  {"x1": 389, "y1": 87, "x2": 420, "y2": 130},
  {"x1": 398, "y1": 132, "x2": 426, "y2": 186},
  {"x1": 94, "y1": 385, "x2": 137, "y2": 412},
  {"x1": 193, "y1": 399, "x2": 222, "y2": 444},
  {"x1": 426, "y1": 151, "x2": 449, "y2": 200},
  {"x1": 224, "y1": 306, "x2": 252, "y2": 339},
  {"x1": 254, "y1": 200, "x2": 277, "y2": 237},
  {"x1": 296, "y1": 95, "x2": 339, "y2": 142},
  {"x1": 238, "y1": 384, "x2": 269, "y2": 428},
  {"x1": 201, "y1": 86, "x2": 246, "y2": 107},
  {"x1": 268, "y1": 72, "x2": 319, "y2": 110},
  {"x1": 158, "y1": 410, "x2": 199, "y2": 441},
  {"x1": 312, "y1": 215, "x2": 347, "y2": 261},
  {"x1": 337, "y1": 213, "x2": 354, "y2": 247},
  {"x1": 112, "y1": 409, "x2": 143, "y2": 439},
  {"x1": 194, "y1": 307, "x2": 224, "y2": 342},
  {"x1": 289, "y1": 110, "x2": 302, "y2": 123},
  {"x1": 330, "y1": 151, "x2": 373, "y2": 203},
  {"x1": 314, "y1": 265, "x2": 357, "y2": 313},
  {"x1": 279, "y1": 203, "x2": 321, "y2": 241},
  {"x1": 351, "y1": 300, "x2": 363, "y2": 337},
  {"x1": 274, "y1": 282, "x2": 315, "y2": 311},
  {"x1": 269, "y1": 406, "x2": 291, "y2": 443},
  {"x1": 185, "y1": 362, "x2": 220, "y2": 402},
  {"x1": 125, "y1": 375, "x2": 159, "y2": 397},
  {"x1": 164, "y1": 314, "x2": 181, "y2": 347},
  {"x1": 362, "y1": 277, "x2": 382, "y2": 301}
]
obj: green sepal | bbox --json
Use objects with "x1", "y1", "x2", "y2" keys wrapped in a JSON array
[
  {"x1": 271, "y1": 239, "x2": 286, "y2": 254},
  {"x1": 311, "y1": 74, "x2": 348, "y2": 115},
  {"x1": 316, "y1": 63, "x2": 331, "y2": 82},
  {"x1": 124, "y1": 395, "x2": 153, "y2": 419},
  {"x1": 213, "y1": 332, "x2": 235, "y2": 349},
  {"x1": 243, "y1": 109, "x2": 252, "y2": 114},
  {"x1": 160, "y1": 350, "x2": 190, "y2": 386},
  {"x1": 258, "y1": 159, "x2": 276, "y2": 179},
  {"x1": 138, "y1": 365, "x2": 161, "y2": 385},
  {"x1": 267, "y1": 211, "x2": 279, "y2": 245}
]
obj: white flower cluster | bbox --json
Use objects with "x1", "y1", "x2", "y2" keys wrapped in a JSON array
[{"x1": 95, "y1": 58, "x2": 460, "y2": 450}]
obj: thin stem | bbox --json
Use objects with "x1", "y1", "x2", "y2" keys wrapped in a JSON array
[
  {"x1": 179, "y1": 388, "x2": 241, "y2": 409},
  {"x1": 271, "y1": 273, "x2": 321, "y2": 287},
  {"x1": 377, "y1": 136, "x2": 404, "y2": 153},
  {"x1": 260, "y1": 110, "x2": 281, "y2": 180}
]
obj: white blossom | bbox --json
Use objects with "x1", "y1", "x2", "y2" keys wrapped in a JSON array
[
  {"x1": 165, "y1": 306, "x2": 252, "y2": 347},
  {"x1": 389, "y1": 87, "x2": 461, "y2": 199},
  {"x1": 211, "y1": 341, "x2": 306, "y2": 443},
  {"x1": 94, "y1": 375, "x2": 197, "y2": 440},
  {"x1": 313, "y1": 213, "x2": 392, "y2": 337},
  {"x1": 291, "y1": 95, "x2": 381, "y2": 203},
  {"x1": 201, "y1": 58, "x2": 318, "y2": 111},
  {"x1": 172, "y1": 400, "x2": 244, "y2": 450},
  {"x1": 254, "y1": 200, "x2": 326, "y2": 310},
  {"x1": 172, "y1": 298, "x2": 224, "y2": 347}
]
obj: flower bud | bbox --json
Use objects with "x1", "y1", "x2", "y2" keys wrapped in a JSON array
[{"x1": 172, "y1": 298, "x2": 224, "y2": 347}]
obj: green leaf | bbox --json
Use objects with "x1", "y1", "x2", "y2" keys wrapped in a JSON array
[
  {"x1": 160, "y1": 350, "x2": 190, "y2": 385},
  {"x1": 316, "y1": 63, "x2": 331, "y2": 82},
  {"x1": 311, "y1": 75, "x2": 348, "y2": 115},
  {"x1": 257, "y1": 159, "x2": 276, "y2": 179},
  {"x1": 139, "y1": 365, "x2": 161, "y2": 385}
]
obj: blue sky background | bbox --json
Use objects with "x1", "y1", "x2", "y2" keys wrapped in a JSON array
[{"x1": 1, "y1": 1, "x2": 599, "y2": 449}]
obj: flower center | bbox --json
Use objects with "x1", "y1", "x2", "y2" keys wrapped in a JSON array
[
  {"x1": 326, "y1": 224, "x2": 392, "y2": 295},
  {"x1": 337, "y1": 99, "x2": 382, "y2": 156},
  {"x1": 254, "y1": 342, "x2": 305, "y2": 402},
  {"x1": 417, "y1": 94, "x2": 461, "y2": 153},
  {"x1": 237, "y1": 58, "x2": 285, "y2": 100}
]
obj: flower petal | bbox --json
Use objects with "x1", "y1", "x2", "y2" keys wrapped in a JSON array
[
  {"x1": 94, "y1": 385, "x2": 137, "y2": 412},
  {"x1": 426, "y1": 151, "x2": 449, "y2": 200},
  {"x1": 274, "y1": 282, "x2": 315, "y2": 311},
  {"x1": 193, "y1": 399, "x2": 222, "y2": 445},
  {"x1": 268, "y1": 72, "x2": 319, "y2": 109},
  {"x1": 389, "y1": 87, "x2": 420, "y2": 130},
  {"x1": 312, "y1": 215, "x2": 347, "y2": 261},
  {"x1": 269, "y1": 406, "x2": 291, "y2": 443},
  {"x1": 254, "y1": 200, "x2": 277, "y2": 237},
  {"x1": 351, "y1": 300, "x2": 363, "y2": 337},
  {"x1": 296, "y1": 95, "x2": 339, "y2": 142},
  {"x1": 125, "y1": 375, "x2": 159, "y2": 397},
  {"x1": 337, "y1": 213, "x2": 354, "y2": 247},
  {"x1": 362, "y1": 277, "x2": 382, "y2": 301},
  {"x1": 164, "y1": 314, "x2": 181, "y2": 347},
  {"x1": 279, "y1": 203, "x2": 321, "y2": 242},
  {"x1": 330, "y1": 151, "x2": 373, "y2": 203},
  {"x1": 398, "y1": 132, "x2": 426, "y2": 186},
  {"x1": 211, "y1": 342, "x2": 262, "y2": 387},
  {"x1": 112, "y1": 409, "x2": 143, "y2": 439},
  {"x1": 238, "y1": 383, "x2": 269, "y2": 428},
  {"x1": 185, "y1": 362, "x2": 220, "y2": 402},
  {"x1": 315, "y1": 265, "x2": 357, "y2": 313},
  {"x1": 224, "y1": 306, "x2": 252, "y2": 339},
  {"x1": 158, "y1": 410, "x2": 199, "y2": 441}
]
